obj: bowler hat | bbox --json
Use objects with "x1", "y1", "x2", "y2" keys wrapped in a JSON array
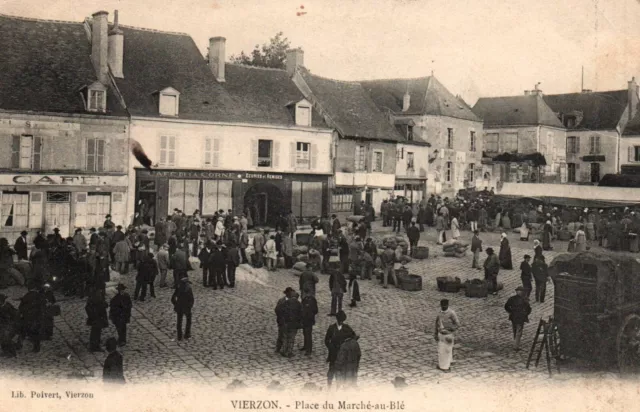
[
  {"x1": 283, "y1": 287, "x2": 294, "y2": 294},
  {"x1": 20, "y1": 230, "x2": 28, "y2": 236},
  {"x1": 515, "y1": 286, "x2": 525, "y2": 292},
  {"x1": 523, "y1": 254, "x2": 531, "y2": 259},
  {"x1": 116, "y1": 225, "x2": 122, "y2": 230},
  {"x1": 53, "y1": 228, "x2": 60, "y2": 232},
  {"x1": 116, "y1": 283, "x2": 127, "y2": 291}
]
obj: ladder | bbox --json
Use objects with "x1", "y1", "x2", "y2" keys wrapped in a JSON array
[{"x1": 526, "y1": 317, "x2": 560, "y2": 376}]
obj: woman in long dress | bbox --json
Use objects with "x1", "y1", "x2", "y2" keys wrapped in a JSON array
[
  {"x1": 533, "y1": 239, "x2": 544, "y2": 261},
  {"x1": 450, "y1": 217, "x2": 460, "y2": 240},
  {"x1": 519, "y1": 222, "x2": 530, "y2": 241},
  {"x1": 499, "y1": 233, "x2": 513, "y2": 270},
  {"x1": 542, "y1": 220, "x2": 553, "y2": 251},
  {"x1": 574, "y1": 225, "x2": 587, "y2": 252}
]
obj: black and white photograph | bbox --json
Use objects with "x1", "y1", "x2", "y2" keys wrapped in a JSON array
[{"x1": 0, "y1": 0, "x2": 640, "y2": 410}]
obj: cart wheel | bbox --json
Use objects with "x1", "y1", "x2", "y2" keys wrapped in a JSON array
[{"x1": 617, "y1": 314, "x2": 640, "y2": 375}]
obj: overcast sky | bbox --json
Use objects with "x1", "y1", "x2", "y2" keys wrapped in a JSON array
[{"x1": 4, "y1": 0, "x2": 640, "y2": 104}]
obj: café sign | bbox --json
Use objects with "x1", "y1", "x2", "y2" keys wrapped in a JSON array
[
  {"x1": 1, "y1": 174, "x2": 127, "y2": 186},
  {"x1": 139, "y1": 170, "x2": 283, "y2": 180}
]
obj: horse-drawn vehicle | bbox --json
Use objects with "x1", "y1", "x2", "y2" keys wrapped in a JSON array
[{"x1": 548, "y1": 251, "x2": 640, "y2": 374}]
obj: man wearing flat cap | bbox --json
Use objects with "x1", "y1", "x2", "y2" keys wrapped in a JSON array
[
  {"x1": 171, "y1": 277, "x2": 194, "y2": 341},
  {"x1": 109, "y1": 284, "x2": 132, "y2": 347},
  {"x1": 14, "y1": 231, "x2": 28, "y2": 261},
  {"x1": 504, "y1": 286, "x2": 531, "y2": 351},
  {"x1": 274, "y1": 287, "x2": 293, "y2": 354}
]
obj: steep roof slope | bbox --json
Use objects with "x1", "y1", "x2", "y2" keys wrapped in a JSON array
[
  {"x1": 543, "y1": 90, "x2": 628, "y2": 130},
  {"x1": 472, "y1": 95, "x2": 563, "y2": 128}
]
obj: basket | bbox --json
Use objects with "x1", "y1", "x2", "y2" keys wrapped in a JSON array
[
  {"x1": 464, "y1": 280, "x2": 488, "y2": 298},
  {"x1": 398, "y1": 274, "x2": 422, "y2": 291},
  {"x1": 436, "y1": 276, "x2": 461, "y2": 292},
  {"x1": 414, "y1": 246, "x2": 429, "y2": 260}
]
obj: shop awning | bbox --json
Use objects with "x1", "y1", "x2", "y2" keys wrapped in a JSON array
[
  {"x1": 394, "y1": 178, "x2": 427, "y2": 185},
  {"x1": 489, "y1": 152, "x2": 547, "y2": 166}
]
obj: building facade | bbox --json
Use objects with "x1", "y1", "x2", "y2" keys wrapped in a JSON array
[{"x1": 0, "y1": 14, "x2": 129, "y2": 240}]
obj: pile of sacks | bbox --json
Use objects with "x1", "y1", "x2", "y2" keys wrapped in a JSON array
[
  {"x1": 442, "y1": 240, "x2": 469, "y2": 258},
  {"x1": 382, "y1": 235, "x2": 409, "y2": 256},
  {"x1": 292, "y1": 244, "x2": 322, "y2": 274}
]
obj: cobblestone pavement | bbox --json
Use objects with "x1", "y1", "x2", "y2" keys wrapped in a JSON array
[{"x1": 0, "y1": 222, "x2": 620, "y2": 389}]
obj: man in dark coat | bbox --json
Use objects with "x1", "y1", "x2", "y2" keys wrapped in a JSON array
[
  {"x1": 19, "y1": 283, "x2": 47, "y2": 352},
  {"x1": 198, "y1": 242, "x2": 212, "y2": 287},
  {"x1": 331, "y1": 214, "x2": 341, "y2": 237},
  {"x1": 328, "y1": 271, "x2": 347, "y2": 316},
  {"x1": 483, "y1": 247, "x2": 500, "y2": 295},
  {"x1": 407, "y1": 222, "x2": 420, "y2": 257},
  {"x1": 154, "y1": 218, "x2": 168, "y2": 249},
  {"x1": 504, "y1": 286, "x2": 531, "y2": 351},
  {"x1": 471, "y1": 230, "x2": 483, "y2": 269},
  {"x1": 335, "y1": 334, "x2": 361, "y2": 388},
  {"x1": 207, "y1": 241, "x2": 226, "y2": 290},
  {"x1": 520, "y1": 255, "x2": 533, "y2": 298},
  {"x1": 338, "y1": 232, "x2": 350, "y2": 275},
  {"x1": 274, "y1": 288, "x2": 292, "y2": 354},
  {"x1": 171, "y1": 277, "x2": 194, "y2": 341},
  {"x1": 226, "y1": 242, "x2": 239, "y2": 288},
  {"x1": 0, "y1": 293, "x2": 19, "y2": 357},
  {"x1": 14, "y1": 231, "x2": 28, "y2": 261},
  {"x1": 103, "y1": 337, "x2": 125, "y2": 384},
  {"x1": 299, "y1": 270, "x2": 319, "y2": 299},
  {"x1": 532, "y1": 256, "x2": 549, "y2": 303},
  {"x1": 109, "y1": 284, "x2": 132, "y2": 347},
  {"x1": 170, "y1": 245, "x2": 190, "y2": 289},
  {"x1": 402, "y1": 206, "x2": 413, "y2": 232},
  {"x1": 134, "y1": 253, "x2": 157, "y2": 301},
  {"x1": 281, "y1": 291, "x2": 302, "y2": 358},
  {"x1": 325, "y1": 310, "x2": 356, "y2": 388},
  {"x1": 85, "y1": 288, "x2": 108, "y2": 352},
  {"x1": 300, "y1": 289, "x2": 318, "y2": 356}
]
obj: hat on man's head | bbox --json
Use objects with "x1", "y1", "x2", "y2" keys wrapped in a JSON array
[
  {"x1": 516, "y1": 286, "x2": 525, "y2": 292},
  {"x1": 116, "y1": 225, "x2": 122, "y2": 230},
  {"x1": 89, "y1": 227, "x2": 96, "y2": 232},
  {"x1": 336, "y1": 310, "x2": 347, "y2": 323},
  {"x1": 283, "y1": 287, "x2": 294, "y2": 295},
  {"x1": 116, "y1": 283, "x2": 127, "y2": 291},
  {"x1": 105, "y1": 214, "x2": 112, "y2": 218},
  {"x1": 486, "y1": 247, "x2": 494, "y2": 254},
  {"x1": 75, "y1": 228, "x2": 82, "y2": 233},
  {"x1": 523, "y1": 254, "x2": 531, "y2": 259},
  {"x1": 53, "y1": 228, "x2": 60, "y2": 232}
]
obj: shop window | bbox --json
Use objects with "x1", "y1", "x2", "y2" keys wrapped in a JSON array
[
  {"x1": 406, "y1": 152, "x2": 414, "y2": 170},
  {"x1": 332, "y1": 187, "x2": 354, "y2": 212},
  {"x1": 394, "y1": 183, "x2": 405, "y2": 191},
  {"x1": 567, "y1": 136, "x2": 580, "y2": 154},
  {"x1": 469, "y1": 131, "x2": 476, "y2": 152},
  {"x1": 446, "y1": 161, "x2": 453, "y2": 182},
  {"x1": 168, "y1": 179, "x2": 201, "y2": 216},
  {"x1": 1, "y1": 193, "x2": 29, "y2": 227},
  {"x1": 485, "y1": 133, "x2": 499, "y2": 153},
  {"x1": 372, "y1": 150, "x2": 384, "y2": 172},
  {"x1": 159, "y1": 135, "x2": 176, "y2": 166},
  {"x1": 139, "y1": 180, "x2": 157, "y2": 192},
  {"x1": 291, "y1": 181, "x2": 322, "y2": 218},
  {"x1": 12, "y1": 135, "x2": 42, "y2": 170},
  {"x1": 447, "y1": 128, "x2": 454, "y2": 149},
  {"x1": 86, "y1": 193, "x2": 111, "y2": 228},
  {"x1": 501, "y1": 133, "x2": 518, "y2": 153},
  {"x1": 258, "y1": 140, "x2": 273, "y2": 167},
  {"x1": 355, "y1": 145, "x2": 366, "y2": 171},
  {"x1": 87, "y1": 138, "x2": 106, "y2": 172},
  {"x1": 629, "y1": 146, "x2": 640, "y2": 162},
  {"x1": 296, "y1": 142, "x2": 310, "y2": 169},
  {"x1": 202, "y1": 180, "x2": 232, "y2": 215},
  {"x1": 589, "y1": 136, "x2": 601, "y2": 154}
]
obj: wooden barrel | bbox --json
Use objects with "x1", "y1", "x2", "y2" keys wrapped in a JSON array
[
  {"x1": 399, "y1": 274, "x2": 422, "y2": 291},
  {"x1": 414, "y1": 246, "x2": 429, "y2": 260}
]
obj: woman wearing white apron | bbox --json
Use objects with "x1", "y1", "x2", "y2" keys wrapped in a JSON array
[
  {"x1": 450, "y1": 217, "x2": 460, "y2": 240},
  {"x1": 434, "y1": 299, "x2": 460, "y2": 372}
]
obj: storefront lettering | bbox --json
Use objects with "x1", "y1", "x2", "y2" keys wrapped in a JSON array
[
  {"x1": 145, "y1": 170, "x2": 284, "y2": 180},
  {"x1": 245, "y1": 173, "x2": 283, "y2": 180},
  {"x1": 12, "y1": 175, "x2": 101, "y2": 185}
]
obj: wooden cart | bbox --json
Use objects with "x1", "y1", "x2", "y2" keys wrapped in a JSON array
[{"x1": 548, "y1": 251, "x2": 640, "y2": 374}]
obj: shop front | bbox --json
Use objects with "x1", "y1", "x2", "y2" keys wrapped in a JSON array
[
  {"x1": 0, "y1": 173, "x2": 128, "y2": 241},
  {"x1": 393, "y1": 178, "x2": 426, "y2": 205},
  {"x1": 134, "y1": 168, "x2": 330, "y2": 227}
]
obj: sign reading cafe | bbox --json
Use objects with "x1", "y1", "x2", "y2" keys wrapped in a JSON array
[{"x1": 0, "y1": 175, "x2": 128, "y2": 186}]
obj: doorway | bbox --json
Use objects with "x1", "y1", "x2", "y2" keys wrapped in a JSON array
[
  {"x1": 137, "y1": 192, "x2": 157, "y2": 226},
  {"x1": 590, "y1": 163, "x2": 600, "y2": 183},
  {"x1": 45, "y1": 192, "x2": 71, "y2": 237},
  {"x1": 244, "y1": 182, "x2": 284, "y2": 227}
]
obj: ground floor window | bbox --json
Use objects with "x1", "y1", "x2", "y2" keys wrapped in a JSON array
[
  {"x1": 202, "y1": 180, "x2": 232, "y2": 215},
  {"x1": 291, "y1": 181, "x2": 323, "y2": 218},
  {"x1": 1, "y1": 192, "x2": 29, "y2": 227},
  {"x1": 332, "y1": 187, "x2": 354, "y2": 212},
  {"x1": 168, "y1": 179, "x2": 201, "y2": 215},
  {"x1": 567, "y1": 163, "x2": 576, "y2": 182},
  {"x1": 590, "y1": 162, "x2": 600, "y2": 183},
  {"x1": 86, "y1": 193, "x2": 111, "y2": 228}
]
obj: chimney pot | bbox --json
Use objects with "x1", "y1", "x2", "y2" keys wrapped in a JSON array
[
  {"x1": 402, "y1": 92, "x2": 411, "y2": 112},
  {"x1": 108, "y1": 10, "x2": 124, "y2": 78},
  {"x1": 91, "y1": 11, "x2": 109, "y2": 85},
  {"x1": 208, "y1": 37, "x2": 226, "y2": 82},
  {"x1": 524, "y1": 90, "x2": 530, "y2": 96},
  {"x1": 286, "y1": 48, "x2": 304, "y2": 76}
]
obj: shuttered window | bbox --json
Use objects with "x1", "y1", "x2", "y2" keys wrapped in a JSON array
[
  {"x1": 589, "y1": 136, "x2": 601, "y2": 154},
  {"x1": 87, "y1": 138, "x2": 106, "y2": 172},
  {"x1": 12, "y1": 135, "x2": 41, "y2": 170},
  {"x1": 204, "y1": 137, "x2": 221, "y2": 167},
  {"x1": 159, "y1": 135, "x2": 176, "y2": 166}
]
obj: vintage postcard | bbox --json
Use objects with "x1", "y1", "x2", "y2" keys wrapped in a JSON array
[{"x1": 0, "y1": 0, "x2": 639, "y2": 411}]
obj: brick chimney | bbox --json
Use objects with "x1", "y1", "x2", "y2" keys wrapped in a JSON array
[
  {"x1": 533, "y1": 83, "x2": 543, "y2": 96},
  {"x1": 628, "y1": 76, "x2": 638, "y2": 122},
  {"x1": 108, "y1": 10, "x2": 124, "y2": 78},
  {"x1": 91, "y1": 11, "x2": 109, "y2": 85},
  {"x1": 402, "y1": 92, "x2": 410, "y2": 112},
  {"x1": 208, "y1": 37, "x2": 226, "y2": 82},
  {"x1": 286, "y1": 48, "x2": 304, "y2": 75}
]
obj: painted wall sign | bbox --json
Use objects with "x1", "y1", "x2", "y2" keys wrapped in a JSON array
[
  {"x1": 137, "y1": 170, "x2": 284, "y2": 180},
  {"x1": 0, "y1": 174, "x2": 128, "y2": 186}
]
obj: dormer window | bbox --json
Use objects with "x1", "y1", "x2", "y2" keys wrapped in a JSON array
[
  {"x1": 82, "y1": 81, "x2": 107, "y2": 113},
  {"x1": 407, "y1": 125, "x2": 414, "y2": 141},
  {"x1": 293, "y1": 99, "x2": 312, "y2": 127},
  {"x1": 156, "y1": 87, "x2": 180, "y2": 117}
]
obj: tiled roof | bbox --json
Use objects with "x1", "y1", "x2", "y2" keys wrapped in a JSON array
[
  {"x1": 295, "y1": 68, "x2": 404, "y2": 141},
  {"x1": 623, "y1": 108, "x2": 640, "y2": 136},
  {"x1": 0, "y1": 14, "x2": 125, "y2": 115},
  {"x1": 543, "y1": 90, "x2": 628, "y2": 131},
  {"x1": 113, "y1": 25, "x2": 241, "y2": 122},
  {"x1": 360, "y1": 76, "x2": 481, "y2": 122},
  {"x1": 222, "y1": 64, "x2": 327, "y2": 128},
  {"x1": 472, "y1": 95, "x2": 563, "y2": 128}
]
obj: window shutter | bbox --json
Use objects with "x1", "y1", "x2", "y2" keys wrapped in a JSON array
[
  {"x1": 310, "y1": 143, "x2": 318, "y2": 170},
  {"x1": 204, "y1": 138, "x2": 211, "y2": 166},
  {"x1": 97, "y1": 139, "x2": 105, "y2": 172},
  {"x1": 32, "y1": 136, "x2": 42, "y2": 171},
  {"x1": 629, "y1": 146, "x2": 634, "y2": 162},
  {"x1": 251, "y1": 139, "x2": 258, "y2": 167},
  {"x1": 576, "y1": 136, "x2": 580, "y2": 153},
  {"x1": 159, "y1": 136, "x2": 167, "y2": 165},
  {"x1": 11, "y1": 135, "x2": 20, "y2": 168},
  {"x1": 290, "y1": 142, "x2": 296, "y2": 168},
  {"x1": 168, "y1": 136, "x2": 176, "y2": 166},
  {"x1": 273, "y1": 141, "x2": 280, "y2": 168},
  {"x1": 87, "y1": 138, "x2": 96, "y2": 171},
  {"x1": 212, "y1": 138, "x2": 220, "y2": 167},
  {"x1": 596, "y1": 137, "x2": 601, "y2": 154}
]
